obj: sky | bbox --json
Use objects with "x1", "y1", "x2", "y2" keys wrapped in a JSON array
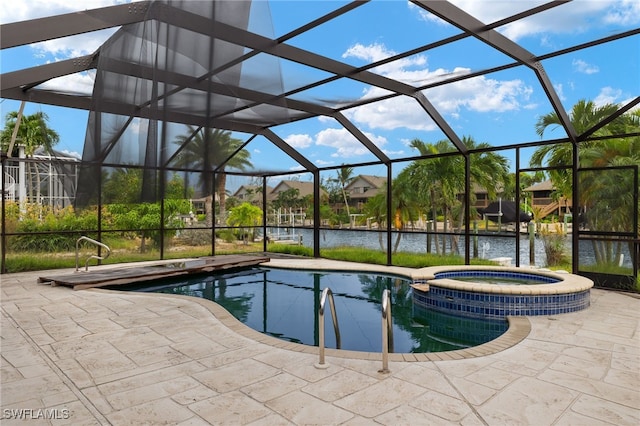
[{"x1": 1, "y1": 0, "x2": 639, "y2": 183}]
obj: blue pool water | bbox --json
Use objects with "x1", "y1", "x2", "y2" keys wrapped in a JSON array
[
  {"x1": 115, "y1": 266, "x2": 507, "y2": 353},
  {"x1": 434, "y1": 270, "x2": 561, "y2": 285}
]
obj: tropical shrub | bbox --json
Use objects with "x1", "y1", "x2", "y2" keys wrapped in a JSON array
[
  {"x1": 7, "y1": 204, "x2": 99, "y2": 251},
  {"x1": 226, "y1": 202, "x2": 263, "y2": 244},
  {"x1": 540, "y1": 223, "x2": 568, "y2": 267},
  {"x1": 105, "y1": 199, "x2": 190, "y2": 252}
]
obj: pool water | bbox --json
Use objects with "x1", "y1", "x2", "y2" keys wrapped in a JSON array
[
  {"x1": 116, "y1": 266, "x2": 507, "y2": 353},
  {"x1": 434, "y1": 270, "x2": 561, "y2": 285}
]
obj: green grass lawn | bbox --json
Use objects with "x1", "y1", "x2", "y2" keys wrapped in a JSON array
[{"x1": 4, "y1": 242, "x2": 637, "y2": 292}]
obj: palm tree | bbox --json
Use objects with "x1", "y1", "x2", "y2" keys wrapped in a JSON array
[
  {"x1": 531, "y1": 99, "x2": 622, "y2": 196},
  {"x1": 334, "y1": 165, "x2": 354, "y2": 223},
  {"x1": 227, "y1": 202, "x2": 263, "y2": 244},
  {"x1": 1, "y1": 111, "x2": 59, "y2": 156},
  {"x1": 390, "y1": 171, "x2": 421, "y2": 253},
  {"x1": 172, "y1": 127, "x2": 251, "y2": 226},
  {"x1": 362, "y1": 174, "x2": 420, "y2": 254},
  {"x1": 534, "y1": 101, "x2": 640, "y2": 268},
  {"x1": 579, "y1": 111, "x2": 640, "y2": 266},
  {"x1": 1, "y1": 111, "x2": 60, "y2": 203},
  {"x1": 468, "y1": 139, "x2": 510, "y2": 208},
  {"x1": 405, "y1": 137, "x2": 509, "y2": 254}
]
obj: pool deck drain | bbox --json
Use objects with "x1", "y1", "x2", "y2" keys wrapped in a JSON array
[{"x1": 2, "y1": 258, "x2": 639, "y2": 425}]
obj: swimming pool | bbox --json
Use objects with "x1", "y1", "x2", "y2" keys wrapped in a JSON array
[{"x1": 116, "y1": 266, "x2": 507, "y2": 353}]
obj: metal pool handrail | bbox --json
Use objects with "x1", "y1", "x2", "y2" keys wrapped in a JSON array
[
  {"x1": 318, "y1": 287, "x2": 341, "y2": 366},
  {"x1": 76, "y1": 236, "x2": 111, "y2": 272},
  {"x1": 379, "y1": 289, "x2": 393, "y2": 373}
]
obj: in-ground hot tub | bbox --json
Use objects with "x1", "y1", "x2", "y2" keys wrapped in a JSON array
[{"x1": 411, "y1": 265, "x2": 594, "y2": 319}]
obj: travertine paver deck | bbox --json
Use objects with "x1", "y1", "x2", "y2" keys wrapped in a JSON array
[{"x1": 1, "y1": 260, "x2": 639, "y2": 425}]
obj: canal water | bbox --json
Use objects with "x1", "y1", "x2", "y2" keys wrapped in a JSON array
[{"x1": 268, "y1": 227, "x2": 634, "y2": 269}]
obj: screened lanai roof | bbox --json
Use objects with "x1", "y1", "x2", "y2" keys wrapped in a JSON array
[{"x1": 1, "y1": 0, "x2": 639, "y2": 180}]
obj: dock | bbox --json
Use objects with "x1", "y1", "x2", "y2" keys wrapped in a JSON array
[{"x1": 37, "y1": 255, "x2": 271, "y2": 290}]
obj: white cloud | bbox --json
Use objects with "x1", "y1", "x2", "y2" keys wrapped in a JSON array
[
  {"x1": 2, "y1": 1, "x2": 133, "y2": 57},
  {"x1": 34, "y1": 29, "x2": 118, "y2": 57},
  {"x1": 285, "y1": 134, "x2": 313, "y2": 149},
  {"x1": 1, "y1": 0, "x2": 131, "y2": 24},
  {"x1": 342, "y1": 43, "x2": 427, "y2": 75},
  {"x1": 342, "y1": 43, "x2": 393, "y2": 62},
  {"x1": 409, "y1": 0, "x2": 543, "y2": 29},
  {"x1": 282, "y1": 128, "x2": 388, "y2": 159},
  {"x1": 408, "y1": 2, "x2": 441, "y2": 25},
  {"x1": 408, "y1": 0, "x2": 638, "y2": 42},
  {"x1": 39, "y1": 71, "x2": 96, "y2": 95},
  {"x1": 59, "y1": 149, "x2": 81, "y2": 159},
  {"x1": 315, "y1": 128, "x2": 387, "y2": 158},
  {"x1": 603, "y1": 0, "x2": 640, "y2": 25},
  {"x1": 382, "y1": 148, "x2": 406, "y2": 156},
  {"x1": 314, "y1": 159, "x2": 333, "y2": 166},
  {"x1": 572, "y1": 59, "x2": 599, "y2": 75},
  {"x1": 554, "y1": 83, "x2": 566, "y2": 101},
  {"x1": 594, "y1": 86, "x2": 623, "y2": 106},
  {"x1": 345, "y1": 93, "x2": 438, "y2": 131},
  {"x1": 408, "y1": 0, "x2": 550, "y2": 37},
  {"x1": 341, "y1": 43, "x2": 533, "y2": 130},
  {"x1": 442, "y1": 77, "x2": 532, "y2": 113},
  {"x1": 497, "y1": 1, "x2": 639, "y2": 41}
]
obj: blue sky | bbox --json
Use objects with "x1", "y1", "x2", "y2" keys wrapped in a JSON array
[{"x1": 1, "y1": 0, "x2": 638, "y2": 182}]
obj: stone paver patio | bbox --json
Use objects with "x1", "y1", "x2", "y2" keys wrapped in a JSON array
[{"x1": 1, "y1": 260, "x2": 639, "y2": 425}]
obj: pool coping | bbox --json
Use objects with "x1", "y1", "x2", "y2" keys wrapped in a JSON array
[
  {"x1": 414, "y1": 265, "x2": 594, "y2": 295},
  {"x1": 265, "y1": 258, "x2": 594, "y2": 296}
]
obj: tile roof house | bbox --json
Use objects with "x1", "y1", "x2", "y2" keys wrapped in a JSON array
[
  {"x1": 232, "y1": 184, "x2": 272, "y2": 207},
  {"x1": 344, "y1": 175, "x2": 386, "y2": 210},
  {"x1": 269, "y1": 180, "x2": 321, "y2": 201},
  {"x1": 524, "y1": 180, "x2": 572, "y2": 219}
]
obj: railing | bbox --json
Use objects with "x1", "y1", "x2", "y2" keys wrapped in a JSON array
[
  {"x1": 317, "y1": 287, "x2": 341, "y2": 367},
  {"x1": 75, "y1": 236, "x2": 111, "y2": 272},
  {"x1": 537, "y1": 201, "x2": 560, "y2": 219},
  {"x1": 379, "y1": 289, "x2": 393, "y2": 374},
  {"x1": 2, "y1": 172, "x2": 16, "y2": 201}
]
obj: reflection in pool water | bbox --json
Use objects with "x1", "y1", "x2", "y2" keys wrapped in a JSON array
[{"x1": 115, "y1": 266, "x2": 507, "y2": 353}]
